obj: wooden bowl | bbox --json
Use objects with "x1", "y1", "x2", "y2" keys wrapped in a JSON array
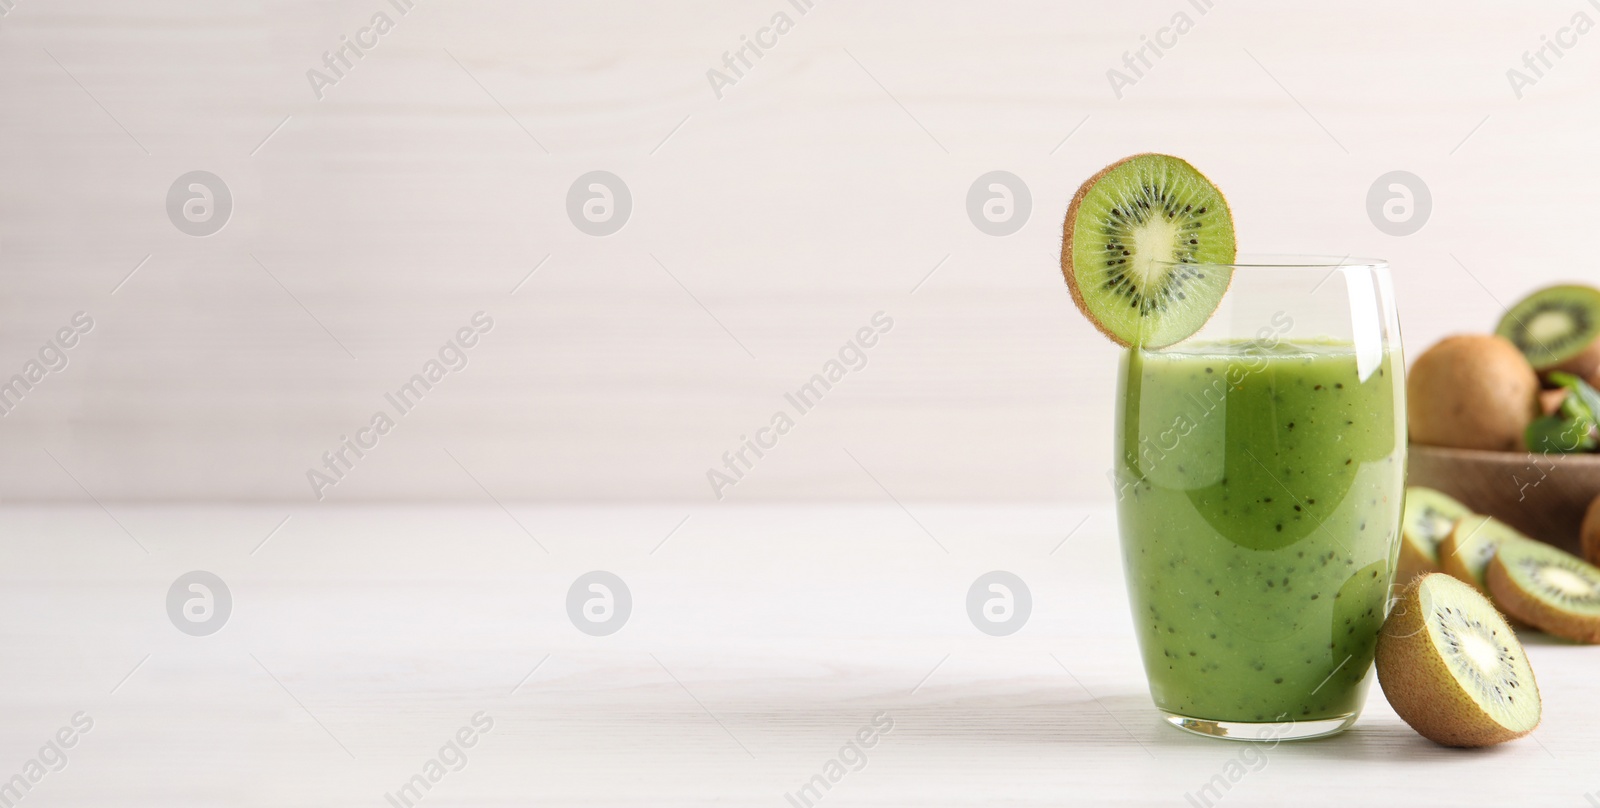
[{"x1": 1408, "y1": 443, "x2": 1600, "y2": 555}]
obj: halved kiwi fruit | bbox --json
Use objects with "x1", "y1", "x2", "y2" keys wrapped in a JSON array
[
  {"x1": 1495, "y1": 284, "x2": 1600, "y2": 381},
  {"x1": 1487, "y1": 539, "x2": 1600, "y2": 643},
  {"x1": 1438, "y1": 515, "x2": 1528, "y2": 594},
  {"x1": 1376, "y1": 573, "x2": 1540, "y2": 747},
  {"x1": 1398, "y1": 487, "x2": 1473, "y2": 583},
  {"x1": 1060, "y1": 153, "x2": 1236, "y2": 348}
]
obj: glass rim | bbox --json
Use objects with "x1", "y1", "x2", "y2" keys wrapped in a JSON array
[{"x1": 1153, "y1": 253, "x2": 1387, "y2": 270}]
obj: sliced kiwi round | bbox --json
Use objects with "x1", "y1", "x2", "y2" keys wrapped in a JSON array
[
  {"x1": 1398, "y1": 487, "x2": 1473, "y2": 583},
  {"x1": 1060, "y1": 153, "x2": 1236, "y2": 348},
  {"x1": 1439, "y1": 515, "x2": 1528, "y2": 594},
  {"x1": 1495, "y1": 284, "x2": 1600, "y2": 372},
  {"x1": 1487, "y1": 539, "x2": 1600, "y2": 643},
  {"x1": 1376, "y1": 573, "x2": 1540, "y2": 747}
]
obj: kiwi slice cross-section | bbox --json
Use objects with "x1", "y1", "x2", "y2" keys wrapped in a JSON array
[
  {"x1": 1060, "y1": 153, "x2": 1236, "y2": 348},
  {"x1": 1495, "y1": 284, "x2": 1600, "y2": 374},
  {"x1": 1487, "y1": 539, "x2": 1600, "y2": 643},
  {"x1": 1439, "y1": 515, "x2": 1527, "y2": 594},
  {"x1": 1376, "y1": 573, "x2": 1541, "y2": 747},
  {"x1": 1398, "y1": 487, "x2": 1473, "y2": 583}
]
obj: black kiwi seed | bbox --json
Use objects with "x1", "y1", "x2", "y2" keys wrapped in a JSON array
[
  {"x1": 1522, "y1": 557, "x2": 1600, "y2": 606},
  {"x1": 1434, "y1": 606, "x2": 1524, "y2": 707}
]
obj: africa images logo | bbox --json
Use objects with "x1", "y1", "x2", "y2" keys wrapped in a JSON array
[
  {"x1": 305, "y1": 0, "x2": 421, "y2": 100},
  {"x1": 0, "y1": 312, "x2": 93, "y2": 417},
  {"x1": 706, "y1": 311, "x2": 892, "y2": 499},
  {"x1": 306, "y1": 312, "x2": 493, "y2": 500},
  {"x1": 0, "y1": 713, "x2": 94, "y2": 807}
]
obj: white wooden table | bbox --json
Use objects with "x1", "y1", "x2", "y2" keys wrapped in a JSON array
[{"x1": 3, "y1": 504, "x2": 1596, "y2": 806}]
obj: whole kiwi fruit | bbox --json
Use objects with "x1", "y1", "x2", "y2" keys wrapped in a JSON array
[
  {"x1": 1582, "y1": 493, "x2": 1600, "y2": 568},
  {"x1": 1539, "y1": 387, "x2": 1569, "y2": 416},
  {"x1": 1408, "y1": 335, "x2": 1540, "y2": 451}
]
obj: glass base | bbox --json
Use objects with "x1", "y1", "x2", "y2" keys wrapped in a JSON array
[{"x1": 1161, "y1": 710, "x2": 1359, "y2": 742}]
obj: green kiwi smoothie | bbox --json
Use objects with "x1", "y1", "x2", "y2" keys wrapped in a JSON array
[{"x1": 1113, "y1": 337, "x2": 1405, "y2": 723}]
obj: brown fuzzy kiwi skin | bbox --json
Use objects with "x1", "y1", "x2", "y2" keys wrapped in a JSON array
[
  {"x1": 1583, "y1": 494, "x2": 1600, "y2": 567},
  {"x1": 1058, "y1": 153, "x2": 1235, "y2": 349},
  {"x1": 1538, "y1": 387, "x2": 1570, "y2": 416},
  {"x1": 1486, "y1": 552, "x2": 1600, "y2": 644},
  {"x1": 1376, "y1": 574, "x2": 1539, "y2": 747},
  {"x1": 1408, "y1": 335, "x2": 1541, "y2": 451}
]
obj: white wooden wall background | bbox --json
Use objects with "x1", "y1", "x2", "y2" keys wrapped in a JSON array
[{"x1": 0, "y1": 0, "x2": 1588, "y2": 502}]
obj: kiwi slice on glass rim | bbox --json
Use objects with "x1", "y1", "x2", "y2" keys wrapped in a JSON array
[
  {"x1": 1487, "y1": 539, "x2": 1600, "y2": 643},
  {"x1": 1494, "y1": 284, "x2": 1600, "y2": 374},
  {"x1": 1377, "y1": 573, "x2": 1540, "y2": 747},
  {"x1": 1397, "y1": 487, "x2": 1473, "y2": 583},
  {"x1": 1060, "y1": 153, "x2": 1237, "y2": 348}
]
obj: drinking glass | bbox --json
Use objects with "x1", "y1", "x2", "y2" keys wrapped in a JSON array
[{"x1": 1111, "y1": 256, "x2": 1405, "y2": 741}]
